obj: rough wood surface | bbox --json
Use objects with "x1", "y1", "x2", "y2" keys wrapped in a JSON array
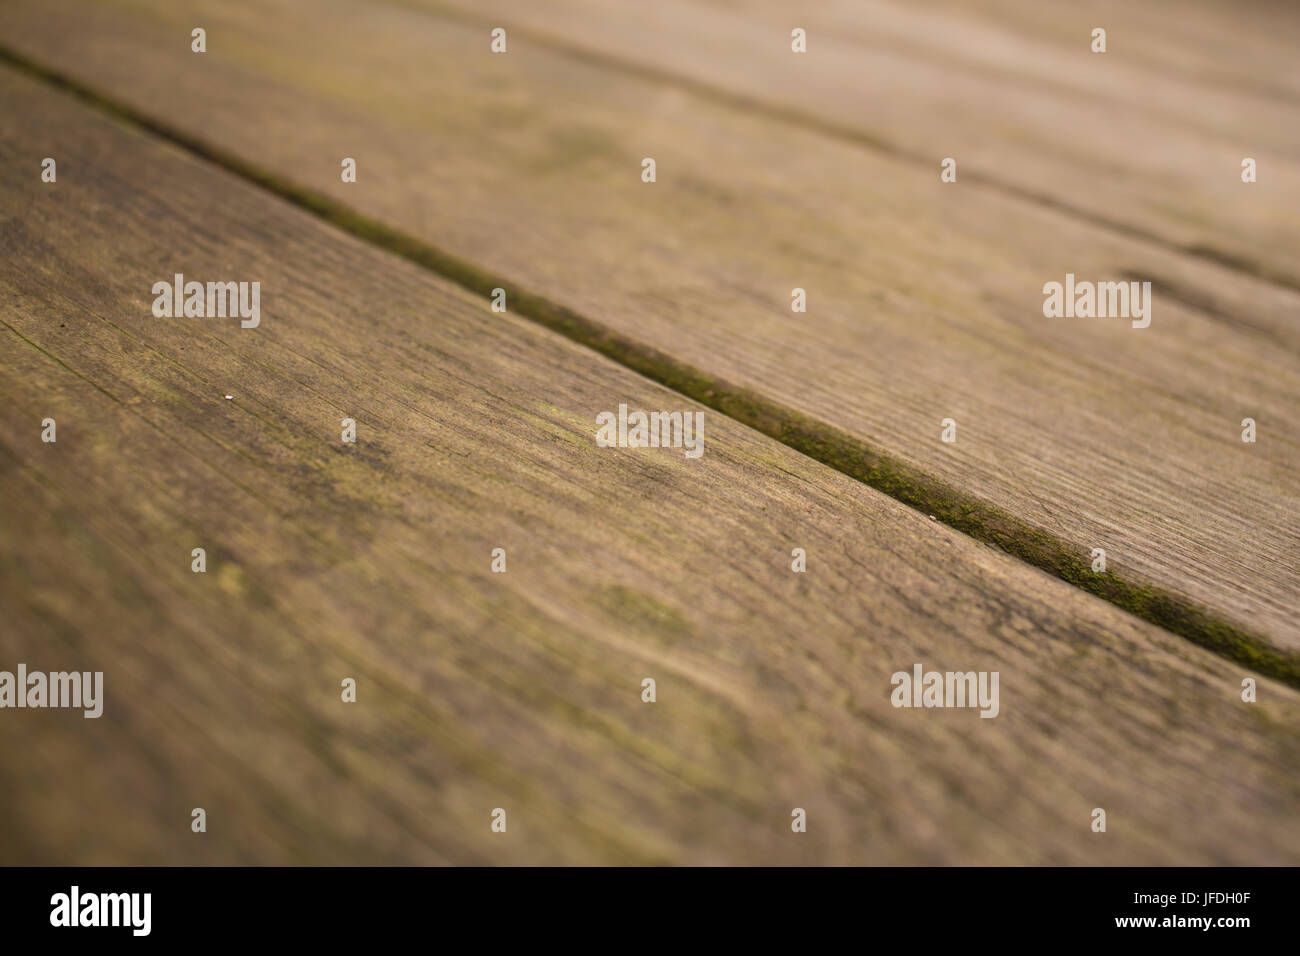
[
  {"x1": 2, "y1": 0, "x2": 1293, "y2": 658},
  {"x1": 3, "y1": 68, "x2": 1299, "y2": 864}
]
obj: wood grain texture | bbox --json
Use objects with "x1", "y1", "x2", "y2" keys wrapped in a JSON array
[
  {"x1": 3, "y1": 67, "x2": 1299, "y2": 864},
  {"x1": 1, "y1": 0, "x2": 1293, "y2": 658},
  {"x1": 425, "y1": 0, "x2": 1300, "y2": 289}
]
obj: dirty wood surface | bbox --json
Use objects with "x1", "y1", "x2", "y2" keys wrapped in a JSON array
[
  {"x1": 3, "y1": 67, "x2": 1300, "y2": 865},
  {"x1": 1, "y1": 0, "x2": 1293, "y2": 659}
]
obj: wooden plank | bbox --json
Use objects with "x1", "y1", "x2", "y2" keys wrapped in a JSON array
[
  {"x1": 421, "y1": 0, "x2": 1300, "y2": 290},
  {"x1": 3, "y1": 66, "x2": 1299, "y2": 864},
  {"x1": 1, "y1": 0, "x2": 1293, "y2": 662}
]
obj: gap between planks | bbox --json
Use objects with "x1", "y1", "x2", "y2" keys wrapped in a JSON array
[{"x1": 386, "y1": 0, "x2": 1300, "y2": 296}]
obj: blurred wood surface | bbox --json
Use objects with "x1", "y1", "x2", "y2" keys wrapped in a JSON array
[
  {"x1": 2, "y1": 0, "x2": 1293, "y2": 656},
  {"x1": 3, "y1": 66, "x2": 1300, "y2": 864},
  {"x1": 423, "y1": 0, "x2": 1300, "y2": 287}
]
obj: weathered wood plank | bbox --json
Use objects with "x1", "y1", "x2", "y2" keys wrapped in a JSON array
[
  {"x1": 423, "y1": 0, "x2": 1300, "y2": 289},
  {"x1": 1, "y1": 0, "x2": 1292, "y2": 660},
  {"x1": 3, "y1": 67, "x2": 1299, "y2": 864}
]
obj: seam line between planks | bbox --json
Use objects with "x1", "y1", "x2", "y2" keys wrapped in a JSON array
[{"x1": 383, "y1": 0, "x2": 1300, "y2": 296}]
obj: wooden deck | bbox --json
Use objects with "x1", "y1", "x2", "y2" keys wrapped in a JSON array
[{"x1": 0, "y1": 1, "x2": 1296, "y2": 864}]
